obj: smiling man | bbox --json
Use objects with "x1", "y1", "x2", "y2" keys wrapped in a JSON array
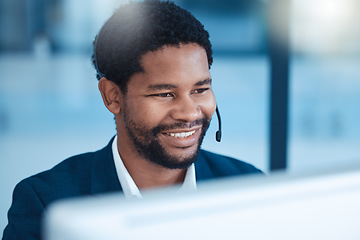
[
  {"x1": 3, "y1": 1, "x2": 262, "y2": 239},
  {"x1": 101, "y1": 44, "x2": 216, "y2": 191}
]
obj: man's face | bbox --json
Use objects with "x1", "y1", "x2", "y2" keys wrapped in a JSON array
[{"x1": 119, "y1": 43, "x2": 216, "y2": 169}]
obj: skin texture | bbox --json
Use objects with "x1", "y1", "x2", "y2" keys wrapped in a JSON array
[{"x1": 98, "y1": 43, "x2": 216, "y2": 189}]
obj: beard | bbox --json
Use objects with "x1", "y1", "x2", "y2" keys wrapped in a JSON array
[{"x1": 123, "y1": 110, "x2": 210, "y2": 170}]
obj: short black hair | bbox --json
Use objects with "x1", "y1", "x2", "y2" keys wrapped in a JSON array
[{"x1": 92, "y1": 0, "x2": 212, "y2": 93}]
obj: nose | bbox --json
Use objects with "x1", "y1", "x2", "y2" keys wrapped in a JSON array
[{"x1": 170, "y1": 96, "x2": 201, "y2": 123}]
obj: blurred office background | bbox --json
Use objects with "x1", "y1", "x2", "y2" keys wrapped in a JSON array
[{"x1": 1, "y1": 0, "x2": 360, "y2": 234}]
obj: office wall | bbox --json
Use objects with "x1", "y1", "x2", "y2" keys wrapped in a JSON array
[{"x1": 288, "y1": 0, "x2": 360, "y2": 171}]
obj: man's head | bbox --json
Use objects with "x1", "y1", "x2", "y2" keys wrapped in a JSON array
[
  {"x1": 92, "y1": 0, "x2": 213, "y2": 93},
  {"x1": 94, "y1": 0, "x2": 216, "y2": 170}
]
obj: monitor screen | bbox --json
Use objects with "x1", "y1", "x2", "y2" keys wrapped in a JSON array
[{"x1": 44, "y1": 165, "x2": 360, "y2": 240}]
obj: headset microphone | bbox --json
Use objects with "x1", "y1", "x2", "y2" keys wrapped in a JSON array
[{"x1": 215, "y1": 106, "x2": 222, "y2": 142}]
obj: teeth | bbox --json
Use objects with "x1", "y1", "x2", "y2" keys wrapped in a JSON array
[{"x1": 168, "y1": 130, "x2": 196, "y2": 138}]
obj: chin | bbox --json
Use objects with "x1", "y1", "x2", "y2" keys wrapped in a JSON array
[
  {"x1": 156, "y1": 146, "x2": 200, "y2": 169},
  {"x1": 168, "y1": 144, "x2": 199, "y2": 158}
]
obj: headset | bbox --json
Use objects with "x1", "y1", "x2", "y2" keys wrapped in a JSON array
[
  {"x1": 94, "y1": 34, "x2": 222, "y2": 142},
  {"x1": 215, "y1": 106, "x2": 222, "y2": 142}
]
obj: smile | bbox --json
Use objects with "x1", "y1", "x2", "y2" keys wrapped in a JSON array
[{"x1": 165, "y1": 130, "x2": 196, "y2": 138}]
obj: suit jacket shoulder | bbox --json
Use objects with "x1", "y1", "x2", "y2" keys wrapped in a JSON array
[
  {"x1": 195, "y1": 149, "x2": 263, "y2": 181},
  {"x1": 18, "y1": 138, "x2": 120, "y2": 205},
  {"x1": 2, "y1": 138, "x2": 120, "y2": 240}
]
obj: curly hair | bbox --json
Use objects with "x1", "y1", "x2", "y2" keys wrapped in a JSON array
[{"x1": 92, "y1": 0, "x2": 213, "y2": 93}]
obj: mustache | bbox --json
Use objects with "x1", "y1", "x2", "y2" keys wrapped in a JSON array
[{"x1": 152, "y1": 118, "x2": 208, "y2": 134}]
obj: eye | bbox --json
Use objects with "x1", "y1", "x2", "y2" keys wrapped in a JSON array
[
  {"x1": 193, "y1": 88, "x2": 209, "y2": 94},
  {"x1": 149, "y1": 92, "x2": 175, "y2": 98},
  {"x1": 159, "y1": 93, "x2": 174, "y2": 97}
]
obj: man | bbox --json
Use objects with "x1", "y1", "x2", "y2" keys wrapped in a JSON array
[{"x1": 2, "y1": 1, "x2": 262, "y2": 239}]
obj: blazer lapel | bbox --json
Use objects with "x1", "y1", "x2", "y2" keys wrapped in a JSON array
[
  {"x1": 90, "y1": 137, "x2": 123, "y2": 195},
  {"x1": 195, "y1": 149, "x2": 216, "y2": 181}
]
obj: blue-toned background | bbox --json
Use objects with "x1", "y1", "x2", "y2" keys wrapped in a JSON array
[{"x1": 1, "y1": 0, "x2": 360, "y2": 235}]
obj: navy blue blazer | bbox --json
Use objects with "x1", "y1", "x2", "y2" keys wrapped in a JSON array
[{"x1": 2, "y1": 138, "x2": 262, "y2": 240}]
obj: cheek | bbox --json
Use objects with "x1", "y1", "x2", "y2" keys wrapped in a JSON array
[
  {"x1": 201, "y1": 93, "x2": 217, "y2": 120},
  {"x1": 126, "y1": 99, "x2": 168, "y2": 127}
]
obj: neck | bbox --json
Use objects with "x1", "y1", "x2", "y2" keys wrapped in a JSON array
[{"x1": 129, "y1": 162, "x2": 187, "y2": 190}]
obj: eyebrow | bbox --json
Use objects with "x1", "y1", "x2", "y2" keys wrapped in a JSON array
[
  {"x1": 195, "y1": 78, "x2": 212, "y2": 86},
  {"x1": 147, "y1": 84, "x2": 177, "y2": 91},
  {"x1": 147, "y1": 78, "x2": 212, "y2": 91}
]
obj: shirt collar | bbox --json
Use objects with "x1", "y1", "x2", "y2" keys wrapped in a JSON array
[{"x1": 112, "y1": 135, "x2": 196, "y2": 199}]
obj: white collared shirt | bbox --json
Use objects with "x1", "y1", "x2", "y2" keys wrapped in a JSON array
[{"x1": 112, "y1": 135, "x2": 197, "y2": 199}]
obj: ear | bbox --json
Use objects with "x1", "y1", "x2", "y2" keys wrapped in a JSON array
[{"x1": 98, "y1": 77, "x2": 123, "y2": 114}]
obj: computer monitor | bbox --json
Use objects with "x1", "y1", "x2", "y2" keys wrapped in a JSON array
[{"x1": 44, "y1": 164, "x2": 360, "y2": 240}]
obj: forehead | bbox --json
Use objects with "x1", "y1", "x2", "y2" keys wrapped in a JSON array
[{"x1": 127, "y1": 44, "x2": 211, "y2": 91}]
